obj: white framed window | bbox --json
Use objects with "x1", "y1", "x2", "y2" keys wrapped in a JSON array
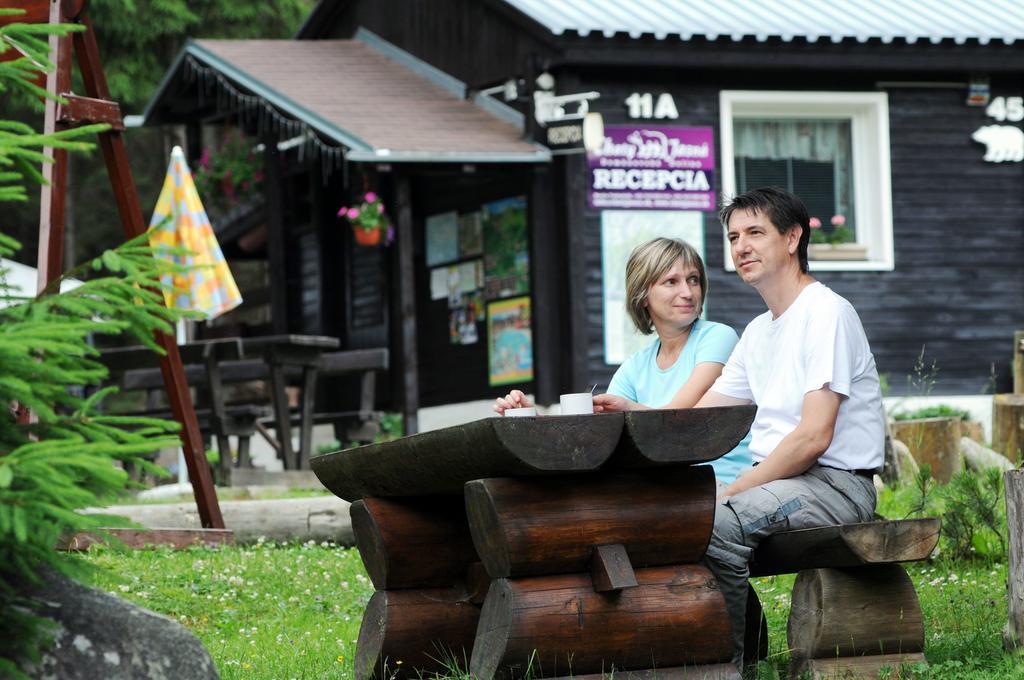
[{"x1": 719, "y1": 91, "x2": 894, "y2": 271}]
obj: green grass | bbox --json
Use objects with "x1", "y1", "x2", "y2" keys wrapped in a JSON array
[
  {"x1": 78, "y1": 496, "x2": 1023, "y2": 680},
  {"x1": 81, "y1": 540, "x2": 373, "y2": 679},
  {"x1": 750, "y1": 561, "x2": 1016, "y2": 679}
]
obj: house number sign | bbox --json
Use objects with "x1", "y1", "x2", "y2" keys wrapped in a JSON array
[
  {"x1": 972, "y1": 96, "x2": 1024, "y2": 163},
  {"x1": 625, "y1": 92, "x2": 679, "y2": 120}
]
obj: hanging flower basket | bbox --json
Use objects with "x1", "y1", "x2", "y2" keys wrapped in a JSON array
[
  {"x1": 339, "y1": 192, "x2": 393, "y2": 247},
  {"x1": 353, "y1": 226, "x2": 383, "y2": 246},
  {"x1": 193, "y1": 128, "x2": 263, "y2": 219}
]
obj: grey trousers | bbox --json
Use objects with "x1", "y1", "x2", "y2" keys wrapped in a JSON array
[{"x1": 703, "y1": 464, "x2": 877, "y2": 667}]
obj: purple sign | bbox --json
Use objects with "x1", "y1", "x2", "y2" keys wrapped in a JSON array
[{"x1": 588, "y1": 125, "x2": 716, "y2": 211}]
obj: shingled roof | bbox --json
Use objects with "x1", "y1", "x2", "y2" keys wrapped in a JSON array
[{"x1": 141, "y1": 36, "x2": 550, "y2": 163}]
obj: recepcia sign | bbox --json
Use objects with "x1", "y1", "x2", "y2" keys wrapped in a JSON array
[{"x1": 588, "y1": 125, "x2": 716, "y2": 211}]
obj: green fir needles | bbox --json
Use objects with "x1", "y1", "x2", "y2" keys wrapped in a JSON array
[{"x1": 0, "y1": 11, "x2": 192, "y2": 677}]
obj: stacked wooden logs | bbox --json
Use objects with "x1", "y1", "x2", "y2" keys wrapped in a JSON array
[
  {"x1": 312, "y1": 407, "x2": 758, "y2": 680},
  {"x1": 350, "y1": 496, "x2": 483, "y2": 680}
]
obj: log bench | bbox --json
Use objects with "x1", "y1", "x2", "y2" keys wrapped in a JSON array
[
  {"x1": 750, "y1": 518, "x2": 941, "y2": 679},
  {"x1": 313, "y1": 407, "x2": 939, "y2": 680}
]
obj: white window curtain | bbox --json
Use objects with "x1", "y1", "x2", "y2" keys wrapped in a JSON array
[{"x1": 734, "y1": 119, "x2": 855, "y2": 233}]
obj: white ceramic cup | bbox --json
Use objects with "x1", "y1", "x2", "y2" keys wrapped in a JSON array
[
  {"x1": 560, "y1": 392, "x2": 594, "y2": 415},
  {"x1": 504, "y1": 406, "x2": 537, "y2": 417}
]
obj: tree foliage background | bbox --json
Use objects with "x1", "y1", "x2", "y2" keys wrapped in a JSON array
[{"x1": 1, "y1": 0, "x2": 313, "y2": 270}]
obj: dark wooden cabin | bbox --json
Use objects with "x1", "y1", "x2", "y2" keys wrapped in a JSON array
[{"x1": 143, "y1": 0, "x2": 1024, "y2": 429}]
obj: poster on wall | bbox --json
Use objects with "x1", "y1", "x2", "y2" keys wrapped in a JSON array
[
  {"x1": 601, "y1": 210, "x2": 705, "y2": 365},
  {"x1": 426, "y1": 211, "x2": 459, "y2": 266},
  {"x1": 588, "y1": 125, "x2": 716, "y2": 211},
  {"x1": 483, "y1": 197, "x2": 529, "y2": 298},
  {"x1": 449, "y1": 306, "x2": 479, "y2": 345},
  {"x1": 429, "y1": 267, "x2": 449, "y2": 301},
  {"x1": 487, "y1": 296, "x2": 533, "y2": 386},
  {"x1": 458, "y1": 211, "x2": 484, "y2": 257}
]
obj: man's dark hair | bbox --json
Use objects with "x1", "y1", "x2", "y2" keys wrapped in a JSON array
[{"x1": 719, "y1": 187, "x2": 810, "y2": 273}]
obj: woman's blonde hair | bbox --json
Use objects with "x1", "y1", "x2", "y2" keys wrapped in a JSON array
[{"x1": 625, "y1": 237, "x2": 707, "y2": 335}]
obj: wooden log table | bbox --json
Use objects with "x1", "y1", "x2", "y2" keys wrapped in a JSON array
[
  {"x1": 313, "y1": 406, "x2": 758, "y2": 680},
  {"x1": 313, "y1": 407, "x2": 939, "y2": 680}
]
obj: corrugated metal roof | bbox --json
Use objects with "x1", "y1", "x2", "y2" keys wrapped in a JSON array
[
  {"x1": 144, "y1": 39, "x2": 549, "y2": 163},
  {"x1": 502, "y1": 0, "x2": 1024, "y2": 45}
]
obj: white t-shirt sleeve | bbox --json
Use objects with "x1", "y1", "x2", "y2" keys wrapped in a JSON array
[
  {"x1": 802, "y1": 302, "x2": 861, "y2": 398},
  {"x1": 710, "y1": 328, "x2": 753, "y2": 401}
]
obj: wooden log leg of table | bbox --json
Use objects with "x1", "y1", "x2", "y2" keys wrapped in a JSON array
[
  {"x1": 236, "y1": 436, "x2": 252, "y2": 469},
  {"x1": 787, "y1": 565, "x2": 926, "y2": 678},
  {"x1": 351, "y1": 497, "x2": 479, "y2": 590},
  {"x1": 296, "y1": 365, "x2": 318, "y2": 469},
  {"x1": 470, "y1": 565, "x2": 733, "y2": 680},
  {"x1": 355, "y1": 588, "x2": 480, "y2": 680},
  {"x1": 268, "y1": 363, "x2": 296, "y2": 469},
  {"x1": 216, "y1": 434, "x2": 232, "y2": 483}
]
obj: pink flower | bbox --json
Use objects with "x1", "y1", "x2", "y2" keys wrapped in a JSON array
[
  {"x1": 199, "y1": 148, "x2": 211, "y2": 169},
  {"x1": 830, "y1": 214, "x2": 846, "y2": 226},
  {"x1": 377, "y1": 203, "x2": 385, "y2": 214},
  {"x1": 364, "y1": 191, "x2": 377, "y2": 203},
  {"x1": 336, "y1": 206, "x2": 348, "y2": 218},
  {"x1": 809, "y1": 217, "x2": 822, "y2": 229},
  {"x1": 347, "y1": 208, "x2": 359, "y2": 220}
]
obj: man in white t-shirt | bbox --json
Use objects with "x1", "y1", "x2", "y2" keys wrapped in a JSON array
[{"x1": 696, "y1": 187, "x2": 884, "y2": 669}]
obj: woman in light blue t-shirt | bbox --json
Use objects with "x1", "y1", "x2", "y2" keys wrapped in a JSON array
[
  {"x1": 592, "y1": 238, "x2": 751, "y2": 484},
  {"x1": 495, "y1": 237, "x2": 751, "y2": 484}
]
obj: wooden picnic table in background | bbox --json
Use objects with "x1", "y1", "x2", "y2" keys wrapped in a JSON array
[{"x1": 99, "y1": 335, "x2": 388, "y2": 472}]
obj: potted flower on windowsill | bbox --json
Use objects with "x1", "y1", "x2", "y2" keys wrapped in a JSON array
[
  {"x1": 808, "y1": 214, "x2": 867, "y2": 261},
  {"x1": 339, "y1": 192, "x2": 394, "y2": 246}
]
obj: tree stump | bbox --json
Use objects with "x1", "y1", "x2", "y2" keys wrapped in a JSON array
[
  {"x1": 787, "y1": 565, "x2": 926, "y2": 678},
  {"x1": 889, "y1": 417, "x2": 962, "y2": 483},
  {"x1": 1005, "y1": 469, "x2": 1024, "y2": 652},
  {"x1": 960, "y1": 420, "x2": 985, "y2": 444},
  {"x1": 993, "y1": 394, "x2": 1024, "y2": 464}
]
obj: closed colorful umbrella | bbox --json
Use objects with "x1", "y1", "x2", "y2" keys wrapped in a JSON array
[{"x1": 148, "y1": 145, "x2": 242, "y2": 318}]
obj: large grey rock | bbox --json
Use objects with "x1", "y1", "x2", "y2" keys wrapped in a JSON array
[
  {"x1": 892, "y1": 439, "x2": 920, "y2": 483},
  {"x1": 20, "y1": 571, "x2": 217, "y2": 680}
]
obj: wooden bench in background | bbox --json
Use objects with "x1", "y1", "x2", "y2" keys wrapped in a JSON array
[
  {"x1": 99, "y1": 342, "x2": 388, "y2": 477},
  {"x1": 99, "y1": 339, "x2": 260, "y2": 481}
]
